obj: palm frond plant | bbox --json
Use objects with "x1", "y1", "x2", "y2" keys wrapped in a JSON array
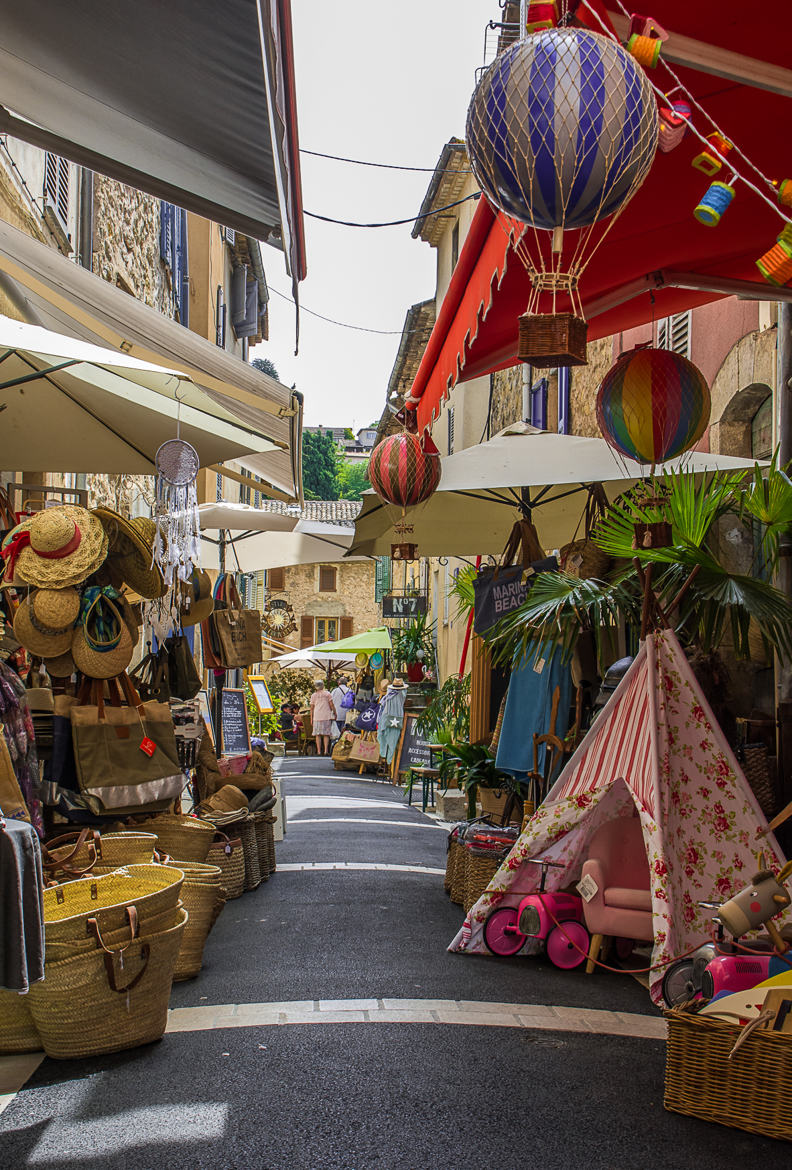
[
  {"x1": 417, "y1": 673, "x2": 471, "y2": 742},
  {"x1": 484, "y1": 462, "x2": 792, "y2": 670},
  {"x1": 439, "y1": 741, "x2": 518, "y2": 818},
  {"x1": 447, "y1": 564, "x2": 476, "y2": 622}
]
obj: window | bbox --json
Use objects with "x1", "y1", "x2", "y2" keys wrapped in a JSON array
[
  {"x1": 451, "y1": 220, "x2": 460, "y2": 271},
  {"x1": 268, "y1": 566, "x2": 285, "y2": 591},
  {"x1": 447, "y1": 406, "x2": 455, "y2": 455},
  {"x1": 315, "y1": 617, "x2": 338, "y2": 643},
  {"x1": 239, "y1": 481, "x2": 251, "y2": 505},
  {"x1": 159, "y1": 203, "x2": 189, "y2": 327},
  {"x1": 657, "y1": 311, "x2": 691, "y2": 358},
  {"x1": 319, "y1": 565, "x2": 337, "y2": 592},
  {"x1": 43, "y1": 153, "x2": 69, "y2": 229},
  {"x1": 340, "y1": 617, "x2": 353, "y2": 639}
]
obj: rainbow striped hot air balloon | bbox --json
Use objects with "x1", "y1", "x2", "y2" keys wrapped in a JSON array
[
  {"x1": 596, "y1": 348, "x2": 711, "y2": 466},
  {"x1": 368, "y1": 432, "x2": 441, "y2": 509}
]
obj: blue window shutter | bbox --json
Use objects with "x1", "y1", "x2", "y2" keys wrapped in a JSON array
[
  {"x1": 159, "y1": 202, "x2": 174, "y2": 266},
  {"x1": 172, "y1": 208, "x2": 183, "y2": 319},
  {"x1": 175, "y1": 207, "x2": 189, "y2": 328},
  {"x1": 531, "y1": 378, "x2": 548, "y2": 430},
  {"x1": 557, "y1": 367, "x2": 570, "y2": 434}
]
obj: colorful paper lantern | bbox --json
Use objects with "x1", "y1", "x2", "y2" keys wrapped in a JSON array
[
  {"x1": 596, "y1": 348, "x2": 711, "y2": 466},
  {"x1": 692, "y1": 133, "x2": 733, "y2": 177},
  {"x1": 694, "y1": 179, "x2": 735, "y2": 226},
  {"x1": 658, "y1": 100, "x2": 690, "y2": 153},
  {"x1": 465, "y1": 29, "x2": 658, "y2": 232},
  {"x1": 368, "y1": 432, "x2": 441, "y2": 510}
]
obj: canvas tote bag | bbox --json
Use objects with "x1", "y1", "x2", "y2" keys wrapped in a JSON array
[
  {"x1": 472, "y1": 519, "x2": 557, "y2": 636},
  {"x1": 70, "y1": 674, "x2": 182, "y2": 814},
  {"x1": 210, "y1": 574, "x2": 262, "y2": 669}
]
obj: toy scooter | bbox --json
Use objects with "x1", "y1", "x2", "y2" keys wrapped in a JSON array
[
  {"x1": 662, "y1": 859, "x2": 792, "y2": 1006},
  {"x1": 483, "y1": 859, "x2": 589, "y2": 969}
]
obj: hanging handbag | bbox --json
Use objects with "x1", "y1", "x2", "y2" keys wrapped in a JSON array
[
  {"x1": 70, "y1": 673, "x2": 182, "y2": 814},
  {"x1": 349, "y1": 733, "x2": 380, "y2": 763},
  {"x1": 209, "y1": 574, "x2": 262, "y2": 669},
  {"x1": 472, "y1": 519, "x2": 557, "y2": 636},
  {"x1": 559, "y1": 485, "x2": 611, "y2": 581},
  {"x1": 129, "y1": 645, "x2": 171, "y2": 703},
  {"x1": 165, "y1": 634, "x2": 202, "y2": 700}
]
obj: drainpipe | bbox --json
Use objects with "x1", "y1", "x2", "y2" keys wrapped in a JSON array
[
  {"x1": 776, "y1": 301, "x2": 792, "y2": 809},
  {"x1": 521, "y1": 362, "x2": 533, "y2": 422},
  {"x1": 77, "y1": 168, "x2": 93, "y2": 270}
]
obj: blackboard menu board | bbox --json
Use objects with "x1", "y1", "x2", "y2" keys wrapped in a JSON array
[
  {"x1": 394, "y1": 712, "x2": 432, "y2": 777},
  {"x1": 220, "y1": 688, "x2": 251, "y2": 757}
]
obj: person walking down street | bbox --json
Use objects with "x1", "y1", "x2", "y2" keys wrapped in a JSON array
[
  {"x1": 330, "y1": 674, "x2": 352, "y2": 739},
  {"x1": 310, "y1": 680, "x2": 337, "y2": 756}
]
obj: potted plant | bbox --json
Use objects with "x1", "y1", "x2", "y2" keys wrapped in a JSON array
[
  {"x1": 391, "y1": 613, "x2": 436, "y2": 684},
  {"x1": 439, "y1": 740, "x2": 523, "y2": 821}
]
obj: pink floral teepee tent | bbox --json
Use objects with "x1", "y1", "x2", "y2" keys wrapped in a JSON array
[{"x1": 449, "y1": 627, "x2": 790, "y2": 1003}]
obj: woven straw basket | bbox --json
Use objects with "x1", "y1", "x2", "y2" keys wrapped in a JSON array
[
  {"x1": 172, "y1": 862, "x2": 224, "y2": 982},
  {"x1": 253, "y1": 811, "x2": 277, "y2": 877},
  {"x1": 45, "y1": 902, "x2": 183, "y2": 963},
  {"x1": 665, "y1": 1007, "x2": 792, "y2": 1141},
  {"x1": 0, "y1": 990, "x2": 42, "y2": 1054},
  {"x1": 463, "y1": 850, "x2": 501, "y2": 913},
  {"x1": 28, "y1": 908, "x2": 187, "y2": 1060},
  {"x1": 144, "y1": 814, "x2": 215, "y2": 862},
  {"x1": 45, "y1": 832, "x2": 158, "y2": 881},
  {"x1": 206, "y1": 833, "x2": 245, "y2": 900},
  {"x1": 238, "y1": 814, "x2": 261, "y2": 890},
  {"x1": 444, "y1": 837, "x2": 463, "y2": 901},
  {"x1": 43, "y1": 864, "x2": 184, "y2": 944}
]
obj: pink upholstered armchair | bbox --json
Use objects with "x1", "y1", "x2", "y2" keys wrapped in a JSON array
[{"x1": 580, "y1": 814, "x2": 653, "y2": 973}]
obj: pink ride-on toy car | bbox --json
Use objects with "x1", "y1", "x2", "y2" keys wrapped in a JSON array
[{"x1": 483, "y1": 859, "x2": 589, "y2": 969}]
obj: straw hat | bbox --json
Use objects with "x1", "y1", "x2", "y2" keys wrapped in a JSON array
[
  {"x1": 71, "y1": 594, "x2": 134, "y2": 679},
  {"x1": 44, "y1": 650, "x2": 76, "y2": 678},
  {"x1": 389, "y1": 678, "x2": 407, "y2": 690},
  {"x1": 13, "y1": 587, "x2": 80, "y2": 657},
  {"x1": 179, "y1": 569, "x2": 214, "y2": 626},
  {"x1": 2, "y1": 506, "x2": 107, "y2": 588},
  {"x1": 92, "y1": 509, "x2": 167, "y2": 600}
]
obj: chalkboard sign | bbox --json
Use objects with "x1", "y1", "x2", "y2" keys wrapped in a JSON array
[
  {"x1": 220, "y1": 688, "x2": 251, "y2": 757},
  {"x1": 382, "y1": 593, "x2": 427, "y2": 619},
  {"x1": 247, "y1": 675, "x2": 274, "y2": 714},
  {"x1": 393, "y1": 711, "x2": 432, "y2": 777}
]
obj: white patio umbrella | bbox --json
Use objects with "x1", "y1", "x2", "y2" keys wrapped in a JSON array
[
  {"x1": 201, "y1": 515, "x2": 361, "y2": 573},
  {"x1": 0, "y1": 315, "x2": 276, "y2": 472},
  {"x1": 349, "y1": 423, "x2": 762, "y2": 558},
  {"x1": 270, "y1": 646, "x2": 357, "y2": 671}
]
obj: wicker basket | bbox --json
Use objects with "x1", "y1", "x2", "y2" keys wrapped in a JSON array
[
  {"x1": 43, "y1": 865, "x2": 184, "y2": 945},
  {"x1": 238, "y1": 814, "x2": 261, "y2": 890},
  {"x1": 143, "y1": 814, "x2": 215, "y2": 862},
  {"x1": 741, "y1": 743, "x2": 777, "y2": 820},
  {"x1": 664, "y1": 1007, "x2": 792, "y2": 1141},
  {"x1": 559, "y1": 538, "x2": 610, "y2": 580},
  {"x1": 444, "y1": 837, "x2": 462, "y2": 897},
  {"x1": 172, "y1": 862, "x2": 224, "y2": 982},
  {"x1": 43, "y1": 831, "x2": 157, "y2": 882},
  {"x1": 206, "y1": 832, "x2": 245, "y2": 900},
  {"x1": 252, "y1": 811, "x2": 272, "y2": 881},
  {"x1": 45, "y1": 902, "x2": 183, "y2": 963},
  {"x1": 518, "y1": 312, "x2": 588, "y2": 367},
  {"x1": 0, "y1": 990, "x2": 42, "y2": 1054},
  {"x1": 463, "y1": 849, "x2": 502, "y2": 913},
  {"x1": 28, "y1": 908, "x2": 187, "y2": 1060}
]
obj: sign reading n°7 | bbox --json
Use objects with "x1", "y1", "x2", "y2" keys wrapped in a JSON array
[{"x1": 382, "y1": 594, "x2": 427, "y2": 619}]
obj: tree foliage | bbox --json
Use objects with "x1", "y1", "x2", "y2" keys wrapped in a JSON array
[
  {"x1": 337, "y1": 460, "x2": 371, "y2": 500},
  {"x1": 302, "y1": 430, "x2": 340, "y2": 499},
  {"x1": 251, "y1": 356, "x2": 280, "y2": 381}
]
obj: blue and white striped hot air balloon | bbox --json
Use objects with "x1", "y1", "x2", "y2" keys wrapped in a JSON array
[{"x1": 466, "y1": 29, "x2": 658, "y2": 231}]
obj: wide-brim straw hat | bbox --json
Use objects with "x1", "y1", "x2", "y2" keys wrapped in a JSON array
[
  {"x1": 92, "y1": 509, "x2": 167, "y2": 600},
  {"x1": 2, "y1": 506, "x2": 107, "y2": 589},
  {"x1": 13, "y1": 587, "x2": 80, "y2": 657},
  {"x1": 44, "y1": 649, "x2": 76, "y2": 678},
  {"x1": 389, "y1": 678, "x2": 407, "y2": 689},
  {"x1": 179, "y1": 569, "x2": 214, "y2": 626},
  {"x1": 71, "y1": 597, "x2": 135, "y2": 679}
]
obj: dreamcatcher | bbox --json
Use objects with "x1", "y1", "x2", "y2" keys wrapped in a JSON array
[
  {"x1": 465, "y1": 24, "x2": 658, "y2": 366},
  {"x1": 145, "y1": 436, "x2": 201, "y2": 641},
  {"x1": 368, "y1": 431, "x2": 441, "y2": 560}
]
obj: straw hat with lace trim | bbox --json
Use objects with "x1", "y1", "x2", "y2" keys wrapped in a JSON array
[
  {"x1": 13, "y1": 587, "x2": 81, "y2": 657},
  {"x1": 92, "y1": 509, "x2": 166, "y2": 600},
  {"x1": 1, "y1": 506, "x2": 107, "y2": 589}
]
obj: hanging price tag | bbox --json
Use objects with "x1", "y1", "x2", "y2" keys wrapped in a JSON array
[{"x1": 139, "y1": 736, "x2": 157, "y2": 758}]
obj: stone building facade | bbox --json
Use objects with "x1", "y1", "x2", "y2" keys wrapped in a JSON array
[
  {"x1": 92, "y1": 175, "x2": 174, "y2": 316},
  {"x1": 266, "y1": 559, "x2": 379, "y2": 655}
]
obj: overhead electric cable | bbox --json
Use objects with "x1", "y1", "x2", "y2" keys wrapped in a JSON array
[
  {"x1": 304, "y1": 191, "x2": 481, "y2": 228},
  {"x1": 301, "y1": 147, "x2": 473, "y2": 175},
  {"x1": 268, "y1": 286, "x2": 430, "y2": 336}
]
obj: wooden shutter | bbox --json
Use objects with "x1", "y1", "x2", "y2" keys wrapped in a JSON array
[
  {"x1": 300, "y1": 616, "x2": 313, "y2": 648},
  {"x1": 319, "y1": 566, "x2": 337, "y2": 592},
  {"x1": 268, "y1": 566, "x2": 285, "y2": 591},
  {"x1": 44, "y1": 153, "x2": 70, "y2": 228},
  {"x1": 340, "y1": 617, "x2": 353, "y2": 639}
]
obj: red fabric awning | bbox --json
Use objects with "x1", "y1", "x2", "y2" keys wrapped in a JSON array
[{"x1": 408, "y1": 1, "x2": 792, "y2": 433}]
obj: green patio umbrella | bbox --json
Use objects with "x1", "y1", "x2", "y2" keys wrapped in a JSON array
[{"x1": 317, "y1": 627, "x2": 392, "y2": 654}]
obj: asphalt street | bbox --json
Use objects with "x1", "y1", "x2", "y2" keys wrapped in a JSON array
[{"x1": 0, "y1": 756, "x2": 788, "y2": 1169}]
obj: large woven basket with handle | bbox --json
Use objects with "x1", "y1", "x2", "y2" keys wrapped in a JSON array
[
  {"x1": 206, "y1": 831, "x2": 245, "y2": 900},
  {"x1": 43, "y1": 864, "x2": 184, "y2": 945},
  {"x1": 43, "y1": 831, "x2": 158, "y2": 882},
  {"x1": 0, "y1": 990, "x2": 42, "y2": 1054},
  {"x1": 172, "y1": 862, "x2": 224, "y2": 982},
  {"x1": 143, "y1": 814, "x2": 215, "y2": 862},
  {"x1": 28, "y1": 907, "x2": 187, "y2": 1060}
]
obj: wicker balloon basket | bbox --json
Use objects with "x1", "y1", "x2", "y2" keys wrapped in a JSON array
[
  {"x1": 664, "y1": 1007, "x2": 792, "y2": 1141},
  {"x1": 518, "y1": 312, "x2": 588, "y2": 367}
]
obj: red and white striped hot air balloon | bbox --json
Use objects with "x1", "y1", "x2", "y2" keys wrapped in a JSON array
[{"x1": 368, "y1": 432, "x2": 441, "y2": 510}]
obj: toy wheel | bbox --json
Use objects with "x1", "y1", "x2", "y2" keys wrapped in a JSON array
[
  {"x1": 546, "y1": 921, "x2": 589, "y2": 969},
  {"x1": 483, "y1": 907, "x2": 525, "y2": 957},
  {"x1": 661, "y1": 959, "x2": 698, "y2": 1008}
]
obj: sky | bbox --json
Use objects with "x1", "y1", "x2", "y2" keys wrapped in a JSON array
[{"x1": 250, "y1": 1, "x2": 489, "y2": 430}]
